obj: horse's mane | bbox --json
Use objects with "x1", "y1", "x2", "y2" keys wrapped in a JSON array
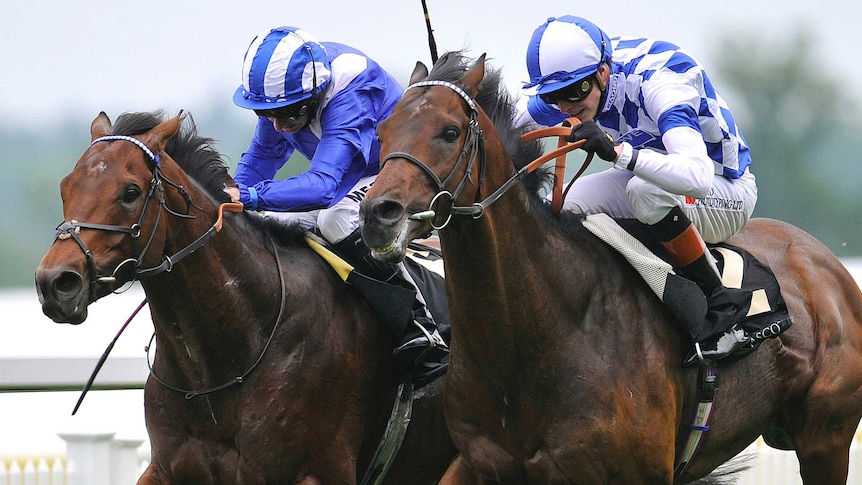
[
  {"x1": 112, "y1": 111, "x2": 232, "y2": 204},
  {"x1": 424, "y1": 52, "x2": 552, "y2": 197},
  {"x1": 111, "y1": 111, "x2": 307, "y2": 245}
]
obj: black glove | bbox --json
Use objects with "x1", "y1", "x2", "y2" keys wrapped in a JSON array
[{"x1": 568, "y1": 120, "x2": 618, "y2": 161}]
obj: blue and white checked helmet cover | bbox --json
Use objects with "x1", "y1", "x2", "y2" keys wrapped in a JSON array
[
  {"x1": 523, "y1": 16, "x2": 612, "y2": 95},
  {"x1": 233, "y1": 26, "x2": 332, "y2": 110}
]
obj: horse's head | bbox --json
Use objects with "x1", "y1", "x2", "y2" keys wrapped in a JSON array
[
  {"x1": 35, "y1": 111, "x2": 189, "y2": 323},
  {"x1": 361, "y1": 54, "x2": 490, "y2": 263}
]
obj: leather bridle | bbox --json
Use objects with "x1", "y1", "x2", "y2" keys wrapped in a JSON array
[
  {"x1": 380, "y1": 80, "x2": 591, "y2": 229},
  {"x1": 53, "y1": 135, "x2": 225, "y2": 297}
]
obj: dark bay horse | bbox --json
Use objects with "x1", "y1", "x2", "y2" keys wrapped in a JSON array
[
  {"x1": 34, "y1": 111, "x2": 457, "y2": 484},
  {"x1": 359, "y1": 52, "x2": 862, "y2": 483}
]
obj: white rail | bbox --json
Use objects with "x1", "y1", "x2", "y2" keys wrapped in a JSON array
[{"x1": 0, "y1": 432, "x2": 148, "y2": 485}]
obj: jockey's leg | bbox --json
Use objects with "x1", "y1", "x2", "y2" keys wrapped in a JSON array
[
  {"x1": 331, "y1": 229, "x2": 449, "y2": 386},
  {"x1": 648, "y1": 206, "x2": 722, "y2": 294},
  {"x1": 628, "y1": 180, "x2": 752, "y2": 363}
]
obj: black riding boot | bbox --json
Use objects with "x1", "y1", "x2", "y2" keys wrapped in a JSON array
[
  {"x1": 332, "y1": 230, "x2": 449, "y2": 385},
  {"x1": 650, "y1": 207, "x2": 750, "y2": 362}
]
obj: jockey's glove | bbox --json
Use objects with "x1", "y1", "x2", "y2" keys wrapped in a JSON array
[{"x1": 568, "y1": 120, "x2": 618, "y2": 162}]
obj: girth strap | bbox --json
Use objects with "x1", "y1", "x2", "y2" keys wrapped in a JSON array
[{"x1": 675, "y1": 362, "x2": 718, "y2": 477}]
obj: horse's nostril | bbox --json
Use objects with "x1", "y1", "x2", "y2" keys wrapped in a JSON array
[
  {"x1": 54, "y1": 271, "x2": 83, "y2": 297},
  {"x1": 374, "y1": 199, "x2": 406, "y2": 223}
]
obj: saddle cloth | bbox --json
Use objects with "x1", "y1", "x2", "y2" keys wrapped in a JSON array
[{"x1": 582, "y1": 213, "x2": 791, "y2": 357}]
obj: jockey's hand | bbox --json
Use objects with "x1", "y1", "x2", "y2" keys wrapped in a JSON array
[
  {"x1": 223, "y1": 186, "x2": 241, "y2": 203},
  {"x1": 568, "y1": 120, "x2": 619, "y2": 161}
]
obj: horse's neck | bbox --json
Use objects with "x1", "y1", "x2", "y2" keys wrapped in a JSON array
[
  {"x1": 440, "y1": 176, "x2": 595, "y2": 348},
  {"x1": 141, "y1": 199, "x2": 279, "y2": 368}
]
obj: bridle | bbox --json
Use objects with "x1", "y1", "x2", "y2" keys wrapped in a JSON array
[
  {"x1": 54, "y1": 135, "x2": 215, "y2": 296},
  {"x1": 380, "y1": 80, "x2": 591, "y2": 230},
  {"x1": 59, "y1": 134, "x2": 281, "y2": 401},
  {"x1": 381, "y1": 80, "x2": 488, "y2": 230}
]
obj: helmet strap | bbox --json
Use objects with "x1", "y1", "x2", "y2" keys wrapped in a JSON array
[{"x1": 596, "y1": 62, "x2": 611, "y2": 115}]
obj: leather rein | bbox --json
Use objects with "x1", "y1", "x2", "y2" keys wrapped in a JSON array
[{"x1": 380, "y1": 80, "x2": 593, "y2": 229}]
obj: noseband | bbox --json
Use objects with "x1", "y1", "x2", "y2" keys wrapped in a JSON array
[{"x1": 54, "y1": 135, "x2": 203, "y2": 296}]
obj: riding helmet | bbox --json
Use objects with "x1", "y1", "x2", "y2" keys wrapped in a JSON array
[
  {"x1": 233, "y1": 26, "x2": 331, "y2": 110},
  {"x1": 523, "y1": 16, "x2": 612, "y2": 95}
]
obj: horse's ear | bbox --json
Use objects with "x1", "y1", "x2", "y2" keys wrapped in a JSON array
[
  {"x1": 90, "y1": 112, "x2": 112, "y2": 141},
  {"x1": 145, "y1": 110, "x2": 184, "y2": 151},
  {"x1": 459, "y1": 53, "x2": 486, "y2": 98},
  {"x1": 409, "y1": 61, "x2": 429, "y2": 85}
]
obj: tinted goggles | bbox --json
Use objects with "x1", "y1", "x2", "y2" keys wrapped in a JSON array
[
  {"x1": 539, "y1": 75, "x2": 595, "y2": 105},
  {"x1": 254, "y1": 102, "x2": 310, "y2": 123}
]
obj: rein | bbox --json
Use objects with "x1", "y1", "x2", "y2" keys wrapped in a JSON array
[
  {"x1": 68, "y1": 195, "x2": 245, "y2": 407},
  {"x1": 145, "y1": 231, "x2": 288, "y2": 399},
  {"x1": 71, "y1": 298, "x2": 148, "y2": 415},
  {"x1": 385, "y1": 80, "x2": 593, "y2": 229}
]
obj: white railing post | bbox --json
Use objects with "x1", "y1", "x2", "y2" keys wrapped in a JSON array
[
  {"x1": 111, "y1": 436, "x2": 146, "y2": 485},
  {"x1": 36, "y1": 458, "x2": 50, "y2": 484},
  {"x1": 23, "y1": 459, "x2": 36, "y2": 485},
  {"x1": 51, "y1": 458, "x2": 66, "y2": 485},
  {"x1": 57, "y1": 431, "x2": 115, "y2": 485},
  {"x1": 9, "y1": 459, "x2": 22, "y2": 483}
]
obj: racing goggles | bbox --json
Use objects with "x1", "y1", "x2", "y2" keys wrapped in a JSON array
[
  {"x1": 539, "y1": 75, "x2": 596, "y2": 105},
  {"x1": 254, "y1": 102, "x2": 310, "y2": 123}
]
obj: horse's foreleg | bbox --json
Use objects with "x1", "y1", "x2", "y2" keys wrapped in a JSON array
[{"x1": 438, "y1": 456, "x2": 491, "y2": 485}]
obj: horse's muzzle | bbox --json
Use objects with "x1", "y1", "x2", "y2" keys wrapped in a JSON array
[{"x1": 34, "y1": 265, "x2": 89, "y2": 324}]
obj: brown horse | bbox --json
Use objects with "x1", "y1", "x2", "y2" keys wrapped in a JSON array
[
  {"x1": 359, "y1": 51, "x2": 862, "y2": 484},
  {"x1": 34, "y1": 111, "x2": 457, "y2": 484}
]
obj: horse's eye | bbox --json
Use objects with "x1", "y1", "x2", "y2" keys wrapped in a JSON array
[
  {"x1": 122, "y1": 185, "x2": 142, "y2": 204},
  {"x1": 443, "y1": 127, "x2": 460, "y2": 142}
]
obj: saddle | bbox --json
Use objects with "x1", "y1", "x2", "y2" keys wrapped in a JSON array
[{"x1": 582, "y1": 213, "x2": 792, "y2": 364}]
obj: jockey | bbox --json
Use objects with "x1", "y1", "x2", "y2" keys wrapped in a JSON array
[
  {"x1": 225, "y1": 26, "x2": 448, "y2": 384},
  {"x1": 518, "y1": 16, "x2": 760, "y2": 360}
]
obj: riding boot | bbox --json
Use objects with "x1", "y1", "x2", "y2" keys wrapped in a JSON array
[
  {"x1": 331, "y1": 230, "x2": 449, "y2": 385},
  {"x1": 650, "y1": 207, "x2": 722, "y2": 294},
  {"x1": 649, "y1": 207, "x2": 750, "y2": 362}
]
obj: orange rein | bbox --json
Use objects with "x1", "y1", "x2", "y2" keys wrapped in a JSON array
[
  {"x1": 215, "y1": 202, "x2": 245, "y2": 232},
  {"x1": 519, "y1": 117, "x2": 595, "y2": 214}
]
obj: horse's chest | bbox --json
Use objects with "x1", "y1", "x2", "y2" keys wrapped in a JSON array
[
  {"x1": 148, "y1": 396, "x2": 288, "y2": 483},
  {"x1": 156, "y1": 438, "x2": 283, "y2": 484}
]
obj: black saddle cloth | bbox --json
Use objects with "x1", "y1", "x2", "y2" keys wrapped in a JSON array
[
  {"x1": 615, "y1": 219, "x2": 791, "y2": 354},
  {"x1": 404, "y1": 241, "x2": 451, "y2": 348}
]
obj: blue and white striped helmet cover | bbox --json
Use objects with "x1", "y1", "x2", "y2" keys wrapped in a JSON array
[
  {"x1": 523, "y1": 16, "x2": 612, "y2": 95},
  {"x1": 233, "y1": 26, "x2": 331, "y2": 109}
]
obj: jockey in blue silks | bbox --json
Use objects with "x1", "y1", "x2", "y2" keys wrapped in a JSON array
[{"x1": 225, "y1": 26, "x2": 448, "y2": 385}]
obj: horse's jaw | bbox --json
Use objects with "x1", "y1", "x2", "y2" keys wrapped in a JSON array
[
  {"x1": 366, "y1": 218, "x2": 416, "y2": 264},
  {"x1": 361, "y1": 216, "x2": 427, "y2": 264}
]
